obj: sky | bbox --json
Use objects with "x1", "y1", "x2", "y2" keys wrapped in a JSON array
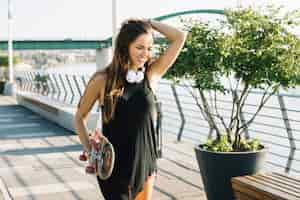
[{"x1": 0, "y1": 0, "x2": 300, "y2": 40}]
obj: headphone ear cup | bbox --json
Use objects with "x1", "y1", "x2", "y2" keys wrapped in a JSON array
[
  {"x1": 126, "y1": 67, "x2": 145, "y2": 83},
  {"x1": 126, "y1": 70, "x2": 137, "y2": 83},
  {"x1": 136, "y1": 71, "x2": 144, "y2": 83}
]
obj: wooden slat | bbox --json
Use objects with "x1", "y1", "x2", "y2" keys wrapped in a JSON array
[
  {"x1": 232, "y1": 179, "x2": 285, "y2": 200},
  {"x1": 251, "y1": 174, "x2": 300, "y2": 196},
  {"x1": 271, "y1": 172, "x2": 300, "y2": 187},
  {"x1": 232, "y1": 172, "x2": 300, "y2": 200},
  {"x1": 258, "y1": 173, "x2": 300, "y2": 189},
  {"x1": 246, "y1": 174, "x2": 300, "y2": 198},
  {"x1": 232, "y1": 181, "x2": 274, "y2": 200},
  {"x1": 233, "y1": 190, "x2": 259, "y2": 200}
]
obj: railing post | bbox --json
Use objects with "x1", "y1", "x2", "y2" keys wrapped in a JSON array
[
  {"x1": 58, "y1": 74, "x2": 68, "y2": 103},
  {"x1": 73, "y1": 75, "x2": 82, "y2": 97},
  {"x1": 81, "y1": 76, "x2": 88, "y2": 87},
  {"x1": 29, "y1": 72, "x2": 35, "y2": 92},
  {"x1": 65, "y1": 74, "x2": 75, "y2": 105},
  {"x1": 278, "y1": 93, "x2": 296, "y2": 173},
  {"x1": 24, "y1": 72, "x2": 30, "y2": 91},
  {"x1": 48, "y1": 73, "x2": 57, "y2": 99},
  {"x1": 44, "y1": 74, "x2": 50, "y2": 96},
  {"x1": 52, "y1": 74, "x2": 61, "y2": 101},
  {"x1": 171, "y1": 84, "x2": 186, "y2": 142}
]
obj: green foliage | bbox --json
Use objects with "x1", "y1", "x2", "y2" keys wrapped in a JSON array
[
  {"x1": 165, "y1": 20, "x2": 227, "y2": 93},
  {"x1": 203, "y1": 135, "x2": 233, "y2": 152},
  {"x1": 161, "y1": 5, "x2": 300, "y2": 152},
  {"x1": 34, "y1": 74, "x2": 49, "y2": 93},
  {"x1": 222, "y1": 6, "x2": 300, "y2": 90},
  {"x1": 34, "y1": 74, "x2": 49, "y2": 83},
  {"x1": 202, "y1": 135, "x2": 261, "y2": 152},
  {"x1": 0, "y1": 55, "x2": 18, "y2": 67}
]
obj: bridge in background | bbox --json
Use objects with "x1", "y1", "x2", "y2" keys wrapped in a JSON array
[
  {"x1": 0, "y1": 39, "x2": 111, "y2": 50},
  {"x1": 0, "y1": 9, "x2": 224, "y2": 50}
]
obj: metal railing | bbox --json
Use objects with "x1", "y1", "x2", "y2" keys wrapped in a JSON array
[
  {"x1": 15, "y1": 70, "x2": 300, "y2": 175},
  {"x1": 16, "y1": 70, "x2": 90, "y2": 107}
]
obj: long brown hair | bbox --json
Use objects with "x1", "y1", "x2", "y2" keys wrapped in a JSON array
[{"x1": 102, "y1": 19, "x2": 152, "y2": 123}]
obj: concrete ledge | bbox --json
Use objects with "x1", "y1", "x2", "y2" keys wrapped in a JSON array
[
  {"x1": 22, "y1": 96, "x2": 59, "y2": 115},
  {"x1": 3, "y1": 82, "x2": 17, "y2": 97},
  {"x1": 16, "y1": 92, "x2": 100, "y2": 132}
]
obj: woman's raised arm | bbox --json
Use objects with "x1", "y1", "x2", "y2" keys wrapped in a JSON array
[{"x1": 147, "y1": 19, "x2": 186, "y2": 83}]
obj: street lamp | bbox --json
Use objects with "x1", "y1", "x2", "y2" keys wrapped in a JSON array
[
  {"x1": 4, "y1": 0, "x2": 16, "y2": 96},
  {"x1": 112, "y1": 0, "x2": 117, "y2": 49},
  {"x1": 8, "y1": 0, "x2": 13, "y2": 83}
]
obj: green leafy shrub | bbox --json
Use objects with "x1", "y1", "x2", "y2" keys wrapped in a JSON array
[
  {"x1": 0, "y1": 55, "x2": 18, "y2": 67},
  {"x1": 162, "y1": 6, "x2": 300, "y2": 152}
]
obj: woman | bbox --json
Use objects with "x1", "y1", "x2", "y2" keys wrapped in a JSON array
[{"x1": 75, "y1": 18, "x2": 186, "y2": 200}]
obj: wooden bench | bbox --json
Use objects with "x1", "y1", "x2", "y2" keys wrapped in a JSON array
[{"x1": 231, "y1": 172, "x2": 300, "y2": 200}]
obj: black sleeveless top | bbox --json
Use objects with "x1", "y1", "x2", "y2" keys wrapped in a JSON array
[{"x1": 101, "y1": 77, "x2": 158, "y2": 196}]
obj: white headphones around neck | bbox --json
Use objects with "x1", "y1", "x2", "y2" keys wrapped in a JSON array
[{"x1": 126, "y1": 67, "x2": 145, "y2": 83}]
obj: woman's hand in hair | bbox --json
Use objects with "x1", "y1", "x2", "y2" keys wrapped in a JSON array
[{"x1": 146, "y1": 20, "x2": 187, "y2": 86}]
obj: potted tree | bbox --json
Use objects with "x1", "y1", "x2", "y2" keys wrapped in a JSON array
[
  {"x1": 0, "y1": 55, "x2": 10, "y2": 94},
  {"x1": 162, "y1": 6, "x2": 300, "y2": 200},
  {"x1": 33, "y1": 73, "x2": 49, "y2": 95},
  {"x1": 0, "y1": 55, "x2": 18, "y2": 94}
]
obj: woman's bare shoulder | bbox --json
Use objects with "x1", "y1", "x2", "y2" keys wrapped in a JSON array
[
  {"x1": 90, "y1": 71, "x2": 107, "y2": 106},
  {"x1": 90, "y1": 70, "x2": 107, "y2": 88}
]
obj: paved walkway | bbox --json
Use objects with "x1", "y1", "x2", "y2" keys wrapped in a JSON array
[{"x1": 0, "y1": 95, "x2": 206, "y2": 200}]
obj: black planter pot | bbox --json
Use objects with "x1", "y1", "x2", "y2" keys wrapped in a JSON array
[
  {"x1": 194, "y1": 145, "x2": 267, "y2": 200},
  {"x1": 0, "y1": 81, "x2": 5, "y2": 94}
]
